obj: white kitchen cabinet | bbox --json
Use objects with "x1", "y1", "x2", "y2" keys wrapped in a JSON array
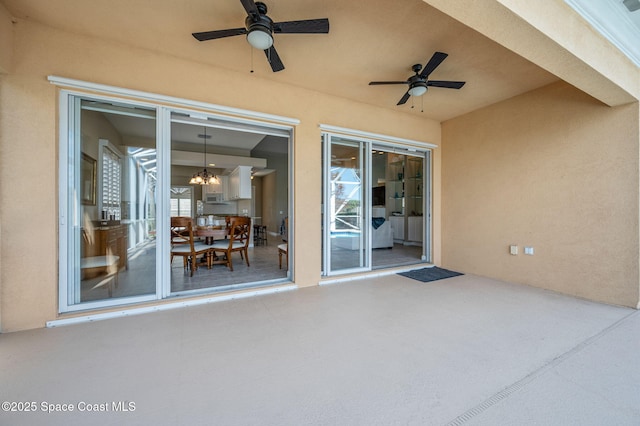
[
  {"x1": 408, "y1": 216, "x2": 423, "y2": 242},
  {"x1": 228, "y1": 166, "x2": 252, "y2": 200},
  {"x1": 389, "y1": 216, "x2": 404, "y2": 242},
  {"x1": 204, "y1": 176, "x2": 226, "y2": 195}
]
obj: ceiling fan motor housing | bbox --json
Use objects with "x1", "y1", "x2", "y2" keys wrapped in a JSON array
[
  {"x1": 255, "y1": 1, "x2": 268, "y2": 14},
  {"x1": 246, "y1": 13, "x2": 273, "y2": 33},
  {"x1": 408, "y1": 75, "x2": 427, "y2": 89}
]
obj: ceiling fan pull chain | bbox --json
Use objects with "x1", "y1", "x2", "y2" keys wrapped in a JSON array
[
  {"x1": 421, "y1": 96, "x2": 424, "y2": 113},
  {"x1": 250, "y1": 45, "x2": 254, "y2": 73}
]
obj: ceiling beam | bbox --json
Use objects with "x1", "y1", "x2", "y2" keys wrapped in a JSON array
[
  {"x1": 423, "y1": 0, "x2": 639, "y2": 106},
  {"x1": 171, "y1": 150, "x2": 267, "y2": 170}
]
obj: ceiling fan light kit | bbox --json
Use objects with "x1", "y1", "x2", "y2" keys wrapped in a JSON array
[
  {"x1": 246, "y1": 27, "x2": 273, "y2": 50},
  {"x1": 408, "y1": 82, "x2": 428, "y2": 97}
]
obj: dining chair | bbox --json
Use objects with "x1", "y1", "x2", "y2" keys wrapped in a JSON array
[
  {"x1": 278, "y1": 217, "x2": 288, "y2": 270},
  {"x1": 224, "y1": 215, "x2": 245, "y2": 231},
  {"x1": 170, "y1": 216, "x2": 211, "y2": 276},
  {"x1": 224, "y1": 214, "x2": 250, "y2": 249},
  {"x1": 211, "y1": 216, "x2": 251, "y2": 271}
]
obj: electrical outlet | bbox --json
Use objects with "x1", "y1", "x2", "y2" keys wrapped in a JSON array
[{"x1": 509, "y1": 245, "x2": 518, "y2": 255}]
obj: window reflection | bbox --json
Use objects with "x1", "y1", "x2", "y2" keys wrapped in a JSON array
[{"x1": 76, "y1": 101, "x2": 157, "y2": 303}]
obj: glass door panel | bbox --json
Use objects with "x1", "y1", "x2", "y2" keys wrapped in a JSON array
[
  {"x1": 66, "y1": 98, "x2": 157, "y2": 308},
  {"x1": 168, "y1": 115, "x2": 290, "y2": 294},
  {"x1": 328, "y1": 139, "x2": 368, "y2": 272},
  {"x1": 405, "y1": 156, "x2": 424, "y2": 245},
  {"x1": 371, "y1": 146, "x2": 427, "y2": 269}
]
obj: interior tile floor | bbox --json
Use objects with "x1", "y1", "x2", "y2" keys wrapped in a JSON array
[
  {"x1": 81, "y1": 240, "x2": 425, "y2": 301},
  {"x1": 2, "y1": 274, "x2": 639, "y2": 426}
]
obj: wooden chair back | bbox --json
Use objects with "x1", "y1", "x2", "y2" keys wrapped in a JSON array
[
  {"x1": 278, "y1": 217, "x2": 289, "y2": 270},
  {"x1": 283, "y1": 217, "x2": 289, "y2": 242},
  {"x1": 225, "y1": 215, "x2": 245, "y2": 231},
  {"x1": 228, "y1": 216, "x2": 251, "y2": 248},
  {"x1": 170, "y1": 216, "x2": 195, "y2": 251}
]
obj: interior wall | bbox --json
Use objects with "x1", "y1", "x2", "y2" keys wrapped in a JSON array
[
  {"x1": 0, "y1": 19, "x2": 441, "y2": 331},
  {"x1": 252, "y1": 176, "x2": 263, "y2": 221},
  {"x1": 442, "y1": 81, "x2": 640, "y2": 308},
  {"x1": 252, "y1": 150, "x2": 288, "y2": 236},
  {"x1": 261, "y1": 172, "x2": 279, "y2": 237}
]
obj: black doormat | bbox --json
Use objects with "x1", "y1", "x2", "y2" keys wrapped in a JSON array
[{"x1": 398, "y1": 267, "x2": 463, "y2": 283}]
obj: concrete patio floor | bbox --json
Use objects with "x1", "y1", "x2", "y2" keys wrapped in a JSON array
[{"x1": 1, "y1": 273, "x2": 638, "y2": 425}]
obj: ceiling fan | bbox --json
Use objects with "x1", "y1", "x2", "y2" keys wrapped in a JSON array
[
  {"x1": 192, "y1": 0, "x2": 329, "y2": 72},
  {"x1": 369, "y1": 52, "x2": 465, "y2": 105}
]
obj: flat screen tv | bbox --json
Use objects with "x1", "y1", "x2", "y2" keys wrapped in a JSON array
[{"x1": 372, "y1": 186, "x2": 385, "y2": 206}]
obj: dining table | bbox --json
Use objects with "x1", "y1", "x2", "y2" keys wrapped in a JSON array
[{"x1": 195, "y1": 227, "x2": 227, "y2": 245}]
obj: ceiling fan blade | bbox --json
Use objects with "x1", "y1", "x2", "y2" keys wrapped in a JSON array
[
  {"x1": 369, "y1": 81, "x2": 409, "y2": 85},
  {"x1": 240, "y1": 0, "x2": 260, "y2": 19},
  {"x1": 420, "y1": 51, "x2": 448, "y2": 78},
  {"x1": 397, "y1": 92, "x2": 411, "y2": 105},
  {"x1": 274, "y1": 18, "x2": 330, "y2": 34},
  {"x1": 427, "y1": 80, "x2": 466, "y2": 89},
  {"x1": 192, "y1": 27, "x2": 247, "y2": 41},
  {"x1": 264, "y1": 46, "x2": 285, "y2": 72}
]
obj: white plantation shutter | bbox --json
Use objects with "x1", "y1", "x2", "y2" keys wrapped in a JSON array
[
  {"x1": 170, "y1": 187, "x2": 192, "y2": 216},
  {"x1": 101, "y1": 145, "x2": 122, "y2": 219}
]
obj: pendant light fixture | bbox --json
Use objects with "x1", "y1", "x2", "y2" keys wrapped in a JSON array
[{"x1": 189, "y1": 127, "x2": 219, "y2": 185}]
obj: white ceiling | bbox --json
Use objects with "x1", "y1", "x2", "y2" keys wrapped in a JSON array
[
  {"x1": 82, "y1": 99, "x2": 286, "y2": 170},
  {"x1": 2, "y1": 0, "x2": 562, "y2": 122},
  {"x1": 104, "y1": 113, "x2": 268, "y2": 153}
]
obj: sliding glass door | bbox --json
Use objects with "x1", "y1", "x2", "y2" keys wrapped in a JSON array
[
  {"x1": 322, "y1": 132, "x2": 432, "y2": 277},
  {"x1": 59, "y1": 86, "x2": 295, "y2": 313}
]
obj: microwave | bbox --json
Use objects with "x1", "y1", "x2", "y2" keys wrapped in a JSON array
[{"x1": 204, "y1": 193, "x2": 226, "y2": 204}]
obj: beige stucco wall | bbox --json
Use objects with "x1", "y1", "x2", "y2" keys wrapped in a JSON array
[
  {"x1": 0, "y1": 0, "x2": 15, "y2": 333},
  {"x1": 442, "y1": 81, "x2": 640, "y2": 308},
  {"x1": 0, "y1": 19, "x2": 442, "y2": 331},
  {"x1": 0, "y1": 2, "x2": 12, "y2": 74}
]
